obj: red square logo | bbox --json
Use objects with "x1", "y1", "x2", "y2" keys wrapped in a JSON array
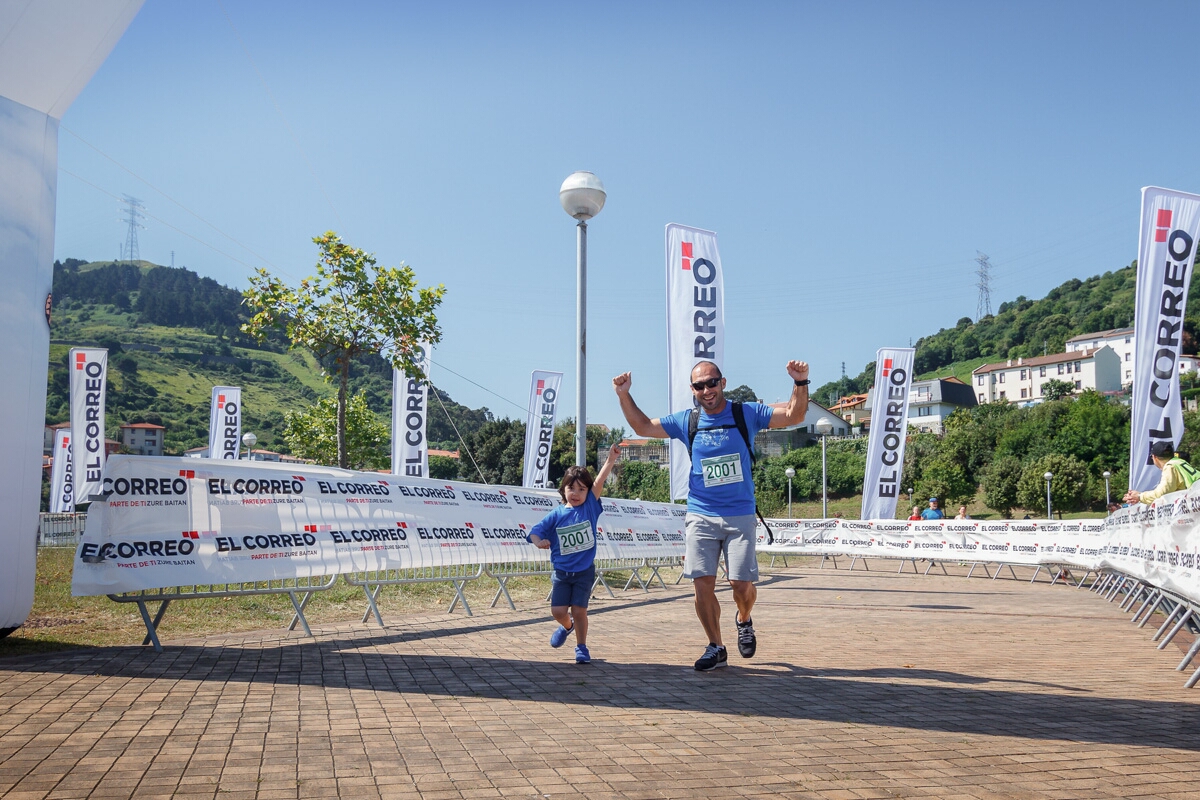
[{"x1": 1158, "y1": 208, "x2": 1173, "y2": 227}]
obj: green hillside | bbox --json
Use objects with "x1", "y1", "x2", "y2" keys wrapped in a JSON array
[
  {"x1": 814, "y1": 261, "x2": 1200, "y2": 402},
  {"x1": 47, "y1": 258, "x2": 493, "y2": 456}
]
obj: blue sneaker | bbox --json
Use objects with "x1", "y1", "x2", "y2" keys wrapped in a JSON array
[
  {"x1": 575, "y1": 644, "x2": 591, "y2": 664},
  {"x1": 550, "y1": 624, "x2": 573, "y2": 648}
]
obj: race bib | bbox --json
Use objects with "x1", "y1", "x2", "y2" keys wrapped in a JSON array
[
  {"x1": 556, "y1": 520, "x2": 595, "y2": 556},
  {"x1": 701, "y1": 453, "x2": 743, "y2": 487}
]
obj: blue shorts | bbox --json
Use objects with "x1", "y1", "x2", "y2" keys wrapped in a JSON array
[{"x1": 550, "y1": 565, "x2": 596, "y2": 608}]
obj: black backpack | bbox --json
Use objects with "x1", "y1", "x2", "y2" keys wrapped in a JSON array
[{"x1": 686, "y1": 402, "x2": 775, "y2": 544}]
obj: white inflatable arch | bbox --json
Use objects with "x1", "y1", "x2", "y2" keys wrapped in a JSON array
[{"x1": 0, "y1": 0, "x2": 144, "y2": 636}]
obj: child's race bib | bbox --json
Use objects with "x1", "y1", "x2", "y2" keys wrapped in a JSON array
[
  {"x1": 556, "y1": 520, "x2": 595, "y2": 556},
  {"x1": 701, "y1": 453, "x2": 743, "y2": 488}
]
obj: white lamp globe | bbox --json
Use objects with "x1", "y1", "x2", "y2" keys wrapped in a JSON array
[
  {"x1": 559, "y1": 171, "x2": 606, "y2": 221},
  {"x1": 1043, "y1": 472, "x2": 1053, "y2": 481},
  {"x1": 785, "y1": 467, "x2": 796, "y2": 479},
  {"x1": 242, "y1": 432, "x2": 257, "y2": 448},
  {"x1": 815, "y1": 418, "x2": 833, "y2": 436}
]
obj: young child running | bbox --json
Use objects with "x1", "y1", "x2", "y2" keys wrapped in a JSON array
[{"x1": 526, "y1": 443, "x2": 621, "y2": 664}]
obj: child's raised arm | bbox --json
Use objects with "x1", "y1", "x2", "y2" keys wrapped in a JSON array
[{"x1": 592, "y1": 443, "x2": 622, "y2": 499}]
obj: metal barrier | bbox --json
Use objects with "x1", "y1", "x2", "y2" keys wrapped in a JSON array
[
  {"x1": 37, "y1": 512, "x2": 87, "y2": 546},
  {"x1": 107, "y1": 574, "x2": 339, "y2": 652},
  {"x1": 345, "y1": 563, "x2": 485, "y2": 625},
  {"x1": 484, "y1": 560, "x2": 554, "y2": 610}
]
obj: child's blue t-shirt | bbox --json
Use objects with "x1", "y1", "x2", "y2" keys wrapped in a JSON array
[
  {"x1": 660, "y1": 401, "x2": 774, "y2": 517},
  {"x1": 526, "y1": 491, "x2": 602, "y2": 572}
]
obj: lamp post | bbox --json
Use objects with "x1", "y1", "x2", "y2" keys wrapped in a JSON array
[
  {"x1": 907, "y1": 487, "x2": 913, "y2": 507},
  {"x1": 1102, "y1": 470, "x2": 1112, "y2": 507},
  {"x1": 242, "y1": 432, "x2": 257, "y2": 461},
  {"x1": 785, "y1": 467, "x2": 796, "y2": 518},
  {"x1": 816, "y1": 418, "x2": 833, "y2": 518},
  {"x1": 559, "y1": 171, "x2": 607, "y2": 467},
  {"x1": 1044, "y1": 471, "x2": 1053, "y2": 519}
]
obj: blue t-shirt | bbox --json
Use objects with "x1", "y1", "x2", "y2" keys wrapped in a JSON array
[
  {"x1": 660, "y1": 401, "x2": 773, "y2": 517},
  {"x1": 921, "y1": 508, "x2": 945, "y2": 520},
  {"x1": 526, "y1": 491, "x2": 602, "y2": 572}
]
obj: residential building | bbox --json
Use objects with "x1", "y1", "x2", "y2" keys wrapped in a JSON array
[
  {"x1": 971, "y1": 347, "x2": 1121, "y2": 404},
  {"x1": 864, "y1": 376, "x2": 977, "y2": 434},
  {"x1": 830, "y1": 393, "x2": 869, "y2": 427},
  {"x1": 1066, "y1": 327, "x2": 1196, "y2": 387},
  {"x1": 755, "y1": 400, "x2": 851, "y2": 457},
  {"x1": 120, "y1": 422, "x2": 165, "y2": 456},
  {"x1": 618, "y1": 438, "x2": 669, "y2": 467},
  {"x1": 43, "y1": 421, "x2": 118, "y2": 457}
]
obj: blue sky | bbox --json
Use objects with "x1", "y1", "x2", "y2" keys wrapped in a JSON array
[{"x1": 53, "y1": 1, "x2": 1200, "y2": 430}]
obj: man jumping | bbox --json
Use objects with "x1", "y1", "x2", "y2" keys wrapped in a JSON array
[{"x1": 612, "y1": 359, "x2": 810, "y2": 670}]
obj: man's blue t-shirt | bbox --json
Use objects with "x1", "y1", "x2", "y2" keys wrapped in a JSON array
[
  {"x1": 660, "y1": 401, "x2": 773, "y2": 517},
  {"x1": 921, "y1": 508, "x2": 945, "y2": 520},
  {"x1": 526, "y1": 491, "x2": 602, "y2": 572}
]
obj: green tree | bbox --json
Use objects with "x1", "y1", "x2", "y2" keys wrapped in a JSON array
[
  {"x1": 428, "y1": 454, "x2": 459, "y2": 480},
  {"x1": 917, "y1": 456, "x2": 974, "y2": 508},
  {"x1": 612, "y1": 461, "x2": 672, "y2": 502},
  {"x1": 982, "y1": 455, "x2": 1022, "y2": 517},
  {"x1": 723, "y1": 384, "x2": 760, "y2": 403},
  {"x1": 243, "y1": 232, "x2": 445, "y2": 468},
  {"x1": 549, "y1": 420, "x2": 621, "y2": 485},
  {"x1": 1038, "y1": 378, "x2": 1075, "y2": 402},
  {"x1": 283, "y1": 391, "x2": 388, "y2": 470},
  {"x1": 459, "y1": 418, "x2": 525, "y2": 485},
  {"x1": 1016, "y1": 453, "x2": 1088, "y2": 516}
]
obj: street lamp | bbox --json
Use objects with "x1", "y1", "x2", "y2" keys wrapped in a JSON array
[
  {"x1": 559, "y1": 171, "x2": 607, "y2": 467},
  {"x1": 907, "y1": 487, "x2": 914, "y2": 506},
  {"x1": 242, "y1": 432, "x2": 257, "y2": 461},
  {"x1": 1102, "y1": 470, "x2": 1112, "y2": 507},
  {"x1": 1044, "y1": 471, "x2": 1053, "y2": 519},
  {"x1": 816, "y1": 418, "x2": 833, "y2": 518},
  {"x1": 785, "y1": 467, "x2": 796, "y2": 518}
]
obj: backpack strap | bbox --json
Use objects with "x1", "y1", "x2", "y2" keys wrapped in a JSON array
[
  {"x1": 730, "y1": 401, "x2": 756, "y2": 465},
  {"x1": 687, "y1": 407, "x2": 700, "y2": 457}
]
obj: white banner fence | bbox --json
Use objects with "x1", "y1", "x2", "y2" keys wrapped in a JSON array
[{"x1": 70, "y1": 456, "x2": 1200, "y2": 678}]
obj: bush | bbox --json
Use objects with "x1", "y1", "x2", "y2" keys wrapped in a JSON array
[{"x1": 1016, "y1": 453, "x2": 1088, "y2": 515}]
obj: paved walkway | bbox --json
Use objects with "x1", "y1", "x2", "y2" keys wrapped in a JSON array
[{"x1": 2, "y1": 564, "x2": 1200, "y2": 800}]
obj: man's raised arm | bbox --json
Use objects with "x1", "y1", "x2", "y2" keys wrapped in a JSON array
[
  {"x1": 612, "y1": 372, "x2": 668, "y2": 438},
  {"x1": 769, "y1": 360, "x2": 810, "y2": 429}
]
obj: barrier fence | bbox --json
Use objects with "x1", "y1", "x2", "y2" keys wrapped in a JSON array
[
  {"x1": 38, "y1": 512, "x2": 87, "y2": 547},
  {"x1": 67, "y1": 457, "x2": 1200, "y2": 686}
]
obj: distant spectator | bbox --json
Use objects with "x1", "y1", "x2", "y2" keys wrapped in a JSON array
[
  {"x1": 920, "y1": 497, "x2": 945, "y2": 520},
  {"x1": 954, "y1": 505, "x2": 970, "y2": 520},
  {"x1": 1124, "y1": 441, "x2": 1200, "y2": 505},
  {"x1": 907, "y1": 505, "x2": 922, "y2": 521}
]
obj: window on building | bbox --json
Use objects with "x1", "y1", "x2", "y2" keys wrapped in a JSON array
[
  {"x1": 1075, "y1": 380, "x2": 1082, "y2": 390},
  {"x1": 977, "y1": 375, "x2": 984, "y2": 386},
  {"x1": 999, "y1": 373, "x2": 1005, "y2": 383},
  {"x1": 1038, "y1": 383, "x2": 1046, "y2": 396},
  {"x1": 1020, "y1": 369, "x2": 1027, "y2": 380},
  {"x1": 1126, "y1": 353, "x2": 1131, "y2": 361},
  {"x1": 1125, "y1": 336, "x2": 1131, "y2": 344},
  {"x1": 1126, "y1": 370, "x2": 1132, "y2": 379},
  {"x1": 918, "y1": 406, "x2": 931, "y2": 416},
  {"x1": 999, "y1": 391, "x2": 1007, "y2": 400},
  {"x1": 978, "y1": 393, "x2": 985, "y2": 402},
  {"x1": 1066, "y1": 363, "x2": 1073, "y2": 374},
  {"x1": 1075, "y1": 361, "x2": 1082, "y2": 371},
  {"x1": 1057, "y1": 364, "x2": 1064, "y2": 375},
  {"x1": 1020, "y1": 388, "x2": 1027, "y2": 398},
  {"x1": 1040, "y1": 366, "x2": 1046, "y2": 377}
]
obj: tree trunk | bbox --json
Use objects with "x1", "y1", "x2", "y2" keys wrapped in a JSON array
[{"x1": 337, "y1": 356, "x2": 350, "y2": 469}]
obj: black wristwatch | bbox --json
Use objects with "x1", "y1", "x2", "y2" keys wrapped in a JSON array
[{"x1": 794, "y1": 379, "x2": 810, "y2": 387}]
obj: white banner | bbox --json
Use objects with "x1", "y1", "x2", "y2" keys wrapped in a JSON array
[
  {"x1": 49, "y1": 428, "x2": 74, "y2": 513},
  {"x1": 1130, "y1": 187, "x2": 1200, "y2": 490},
  {"x1": 861, "y1": 348, "x2": 915, "y2": 520},
  {"x1": 71, "y1": 457, "x2": 687, "y2": 595},
  {"x1": 665, "y1": 224, "x2": 725, "y2": 501},
  {"x1": 69, "y1": 347, "x2": 107, "y2": 505},
  {"x1": 522, "y1": 370, "x2": 563, "y2": 488},
  {"x1": 392, "y1": 343, "x2": 432, "y2": 477},
  {"x1": 207, "y1": 386, "x2": 242, "y2": 460}
]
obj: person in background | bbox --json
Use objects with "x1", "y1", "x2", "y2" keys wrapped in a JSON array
[
  {"x1": 921, "y1": 497, "x2": 945, "y2": 520},
  {"x1": 1124, "y1": 441, "x2": 1200, "y2": 505},
  {"x1": 907, "y1": 505, "x2": 922, "y2": 521},
  {"x1": 954, "y1": 505, "x2": 970, "y2": 520}
]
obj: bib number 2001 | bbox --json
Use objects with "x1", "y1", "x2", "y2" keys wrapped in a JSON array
[{"x1": 701, "y1": 454, "x2": 743, "y2": 487}]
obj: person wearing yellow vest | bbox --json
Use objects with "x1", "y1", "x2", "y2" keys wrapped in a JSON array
[{"x1": 1124, "y1": 441, "x2": 1200, "y2": 505}]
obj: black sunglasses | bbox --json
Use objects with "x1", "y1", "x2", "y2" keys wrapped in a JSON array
[{"x1": 691, "y1": 377, "x2": 722, "y2": 391}]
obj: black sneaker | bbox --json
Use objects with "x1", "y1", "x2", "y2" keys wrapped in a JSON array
[
  {"x1": 736, "y1": 616, "x2": 757, "y2": 658},
  {"x1": 694, "y1": 643, "x2": 728, "y2": 671}
]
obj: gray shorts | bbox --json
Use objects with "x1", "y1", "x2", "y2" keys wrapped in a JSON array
[{"x1": 684, "y1": 513, "x2": 759, "y2": 582}]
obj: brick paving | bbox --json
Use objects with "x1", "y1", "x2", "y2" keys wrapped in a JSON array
[{"x1": 2, "y1": 563, "x2": 1200, "y2": 799}]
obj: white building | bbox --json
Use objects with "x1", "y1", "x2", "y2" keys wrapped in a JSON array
[
  {"x1": 119, "y1": 422, "x2": 165, "y2": 456},
  {"x1": 863, "y1": 377, "x2": 977, "y2": 433},
  {"x1": 1066, "y1": 327, "x2": 1196, "y2": 388},
  {"x1": 972, "y1": 346, "x2": 1121, "y2": 404}
]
